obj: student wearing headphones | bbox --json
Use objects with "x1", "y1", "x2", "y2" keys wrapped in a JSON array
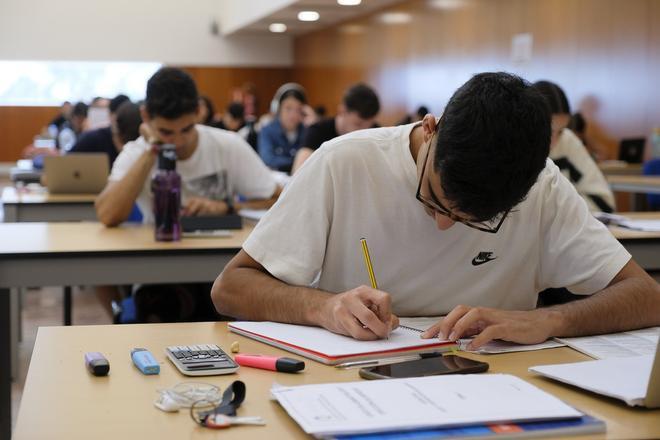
[{"x1": 258, "y1": 84, "x2": 308, "y2": 173}]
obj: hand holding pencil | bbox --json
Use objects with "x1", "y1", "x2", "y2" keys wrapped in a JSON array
[{"x1": 316, "y1": 238, "x2": 398, "y2": 340}]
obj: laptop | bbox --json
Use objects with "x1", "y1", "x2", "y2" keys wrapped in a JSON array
[
  {"x1": 43, "y1": 153, "x2": 109, "y2": 194},
  {"x1": 618, "y1": 137, "x2": 646, "y2": 163}
]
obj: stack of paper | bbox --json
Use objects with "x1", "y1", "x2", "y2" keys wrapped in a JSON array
[
  {"x1": 271, "y1": 374, "x2": 584, "y2": 437},
  {"x1": 530, "y1": 355, "x2": 654, "y2": 407}
]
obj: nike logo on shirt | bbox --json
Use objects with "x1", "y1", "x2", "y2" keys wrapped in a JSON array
[{"x1": 472, "y1": 251, "x2": 497, "y2": 266}]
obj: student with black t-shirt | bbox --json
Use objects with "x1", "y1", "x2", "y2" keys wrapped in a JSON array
[{"x1": 291, "y1": 83, "x2": 380, "y2": 174}]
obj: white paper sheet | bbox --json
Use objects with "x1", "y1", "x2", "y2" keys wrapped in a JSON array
[
  {"x1": 618, "y1": 219, "x2": 660, "y2": 232},
  {"x1": 398, "y1": 317, "x2": 565, "y2": 354},
  {"x1": 271, "y1": 374, "x2": 582, "y2": 436},
  {"x1": 595, "y1": 213, "x2": 660, "y2": 231},
  {"x1": 238, "y1": 208, "x2": 268, "y2": 222},
  {"x1": 556, "y1": 327, "x2": 660, "y2": 359},
  {"x1": 530, "y1": 355, "x2": 653, "y2": 406}
]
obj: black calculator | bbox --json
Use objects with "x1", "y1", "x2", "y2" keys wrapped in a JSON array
[{"x1": 165, "y1": 344, "x2": 239, "y2": 376}]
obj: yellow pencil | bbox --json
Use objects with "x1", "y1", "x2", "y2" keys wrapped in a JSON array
[
  {"x1": 360, "y1": 238, "x2": 378, "y2": 289},
  {"x1": 361, "y1": 238, "x2": 390, "y2": 337}
]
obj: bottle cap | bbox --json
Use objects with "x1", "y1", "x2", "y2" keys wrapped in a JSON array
[{"x1": 158, "y1": 144, "x2": 177, "y2": 171}]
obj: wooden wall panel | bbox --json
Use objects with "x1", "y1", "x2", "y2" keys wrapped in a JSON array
[
  {"x1": 1, "y1": 67, "x2": 294, "y2": 162},
  {"x1": 293, "y1": 0, "x2": 660, "y2": 160},
  {"x1": 180, "y1": 66, "x2": 293, "y2": 118},
  {"x1": 0, "y1": 106, "x2": 59, "y2": 162}
]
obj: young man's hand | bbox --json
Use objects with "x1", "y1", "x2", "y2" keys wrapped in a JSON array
[
  {"x1": 421, "y1": 305, "x2": 563, "y2": 350},
  {"x1": 318, "y1": 285, "x2": 399, "y2": 340},
  {"x1": 139, "y1": 122, "x2": 159, "y2": 144},
  {"x1": 182, "y1": 197, "x2": 230, "y2": 216}
]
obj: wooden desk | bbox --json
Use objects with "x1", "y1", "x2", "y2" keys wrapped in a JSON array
[
  {"x1": 609, "y1": 212, "x2": 660, "y2": 271},
  {"x1": 607, "y1": 176, "x2": 660, "y2": 194},
  {"x1": 598, "y1": 162, "x2": 642, "y2": 176},
  {"x1": 0, "y1": 222, "x2": 251, "y2": 439},
  {"x1": 13, "y1": 322, "x2": 660, "y2": 439},
  {"x1": 607, "y1": 176, "x2": 660, "y2": 210},
  {"x1": 2, "y1": 187, "x2": 97, "y2": 222},
  {"x1": 2, "y1": 186, "x2": 98, "y2": 381}
]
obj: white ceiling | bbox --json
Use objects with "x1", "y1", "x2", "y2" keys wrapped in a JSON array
[{"x1": 226, "y1": 0, "x2": 405, "y2": 36}]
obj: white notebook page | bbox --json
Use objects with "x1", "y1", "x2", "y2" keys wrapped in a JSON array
[{"x1": 229, "y1": 321, "x2": 447, "y2": 357}]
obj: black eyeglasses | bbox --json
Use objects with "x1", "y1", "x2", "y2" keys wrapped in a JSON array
[{"x1": 415, "y1": 130, "x2": 508, "y2": 234}]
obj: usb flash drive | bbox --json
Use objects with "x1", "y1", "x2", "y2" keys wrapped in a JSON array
[
  {"x1": 85, "y1": 352, "x2": 110, "y2": 376},
  {"x1": 131, "y1": 348, "x2": 160, "y2": 375},
  {"x1": 234, "y1": 354, "x2": 305, "y2": 373}
]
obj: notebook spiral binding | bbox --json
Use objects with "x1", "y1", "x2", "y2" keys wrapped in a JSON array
[{"x1": 399, "y1": 325, "x2": 423, "y2": 333}]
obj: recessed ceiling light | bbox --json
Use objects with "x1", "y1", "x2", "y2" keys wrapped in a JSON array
[
  {"x1": 298, "y1": 11, "x2": 320, "y2": 22},
  {"x1": 338, "y1": 0, "x2": 362, "y2": 5},
  {"x1": 269, "y1": 23, "x2": 287, "y2": 33}
]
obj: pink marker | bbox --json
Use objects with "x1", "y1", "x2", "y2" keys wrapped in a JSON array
[{"x1": 234, "y1": 354, "x2": 305, "y2": 373}]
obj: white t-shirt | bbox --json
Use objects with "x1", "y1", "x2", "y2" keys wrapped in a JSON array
[
  {"x1": 243, "y1": 124, "x2": 631, "y2": 316},
  {"x1": 109, "y1": 124, "x2": 277, "y2": 224},
  {"x1": 550, "y1": 129, "x2": 615, "y2": 212}
]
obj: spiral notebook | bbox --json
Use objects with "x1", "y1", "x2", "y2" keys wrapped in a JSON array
[{"x1": 228, "y1": 321, "x2": 456, "y2": 365}]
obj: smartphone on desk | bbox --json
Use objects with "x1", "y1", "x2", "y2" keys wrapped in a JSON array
[{"x1": 359, "y1": 355, "x2": 488, "y2": 380}]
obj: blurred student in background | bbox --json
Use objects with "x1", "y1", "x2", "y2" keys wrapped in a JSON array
[
  {"x1": 568, "y1": 112, "x2": 608, "y2": 162},
  {"x1": 22, "y1": 101, "x2": 88, "y2": 159},
  {"x1": 292, "y1": 83, "x2": 381, "y2": 174},
  {"x1": 533, "y1": 80, "x2": 615, "y2": 213},
  {"x1": 58, "y1": 101, "x2": 89, "y2": 152},
  {"x1": 216, "y1": 102, "x2": 258, "y2": 151},
  {"x1": 197, "y1": 95, "x2": 217, "y2": 126},
  {"x1": 48, "y1": 101, "x2": 72, "y2": 133},
  {"x1": 111, "y1": 101, "x2": 143, "y2": 150},
  {"x1": 68, "y1": 94, "x2": 130, "y2": 166},
  {"x1": 397, "y1": 105, "x2": 430, "y2": 126},
  {"x1": 258, "y1": 84, "x2": 308, "y2": 173}
]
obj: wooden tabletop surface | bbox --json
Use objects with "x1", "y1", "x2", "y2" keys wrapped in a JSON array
[
  {"x1": 607, "y1": 175, "x2": 660, "y2": 187},
  {"x1": 1, "y1": 186, "x2": 97, "y2": 204},
  {"x1": 0, "y1": 222, "x2": 253, "y2": 255},
  {"x1": 13, "y1": 322, "x2": 660, "y2": 439}
]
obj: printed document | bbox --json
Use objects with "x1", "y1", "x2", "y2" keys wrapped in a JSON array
[
  {"x1": 271, "y1": 374, "x2": 582, "y2": 436},
  {"x1": 556, "y1": 327, "x2": 659, "y2": 359}
]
